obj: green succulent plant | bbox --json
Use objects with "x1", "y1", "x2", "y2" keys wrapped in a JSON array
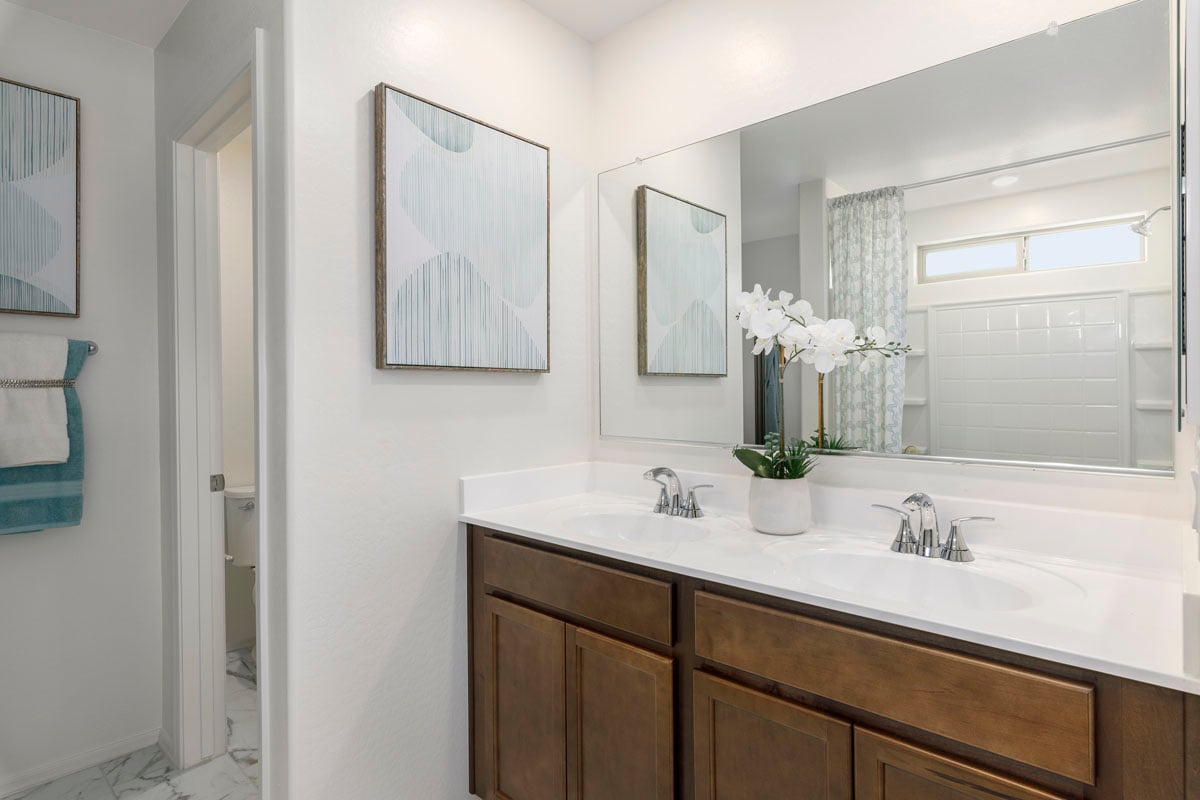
[
  {"x1": 806, "y1": 432, "x2": 859, "y2": 451},
  {"x1": 733, "y1": 433, "x2": 818, "y2": 480}
]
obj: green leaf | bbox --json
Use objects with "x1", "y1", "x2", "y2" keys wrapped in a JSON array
[{"x1": 732, "y1": 447, "x2": 775, "y2": 478}]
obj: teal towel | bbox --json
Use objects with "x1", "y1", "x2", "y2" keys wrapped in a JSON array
[{"x1": 0, "y1": 339, "x2": 88, "y2": 534}]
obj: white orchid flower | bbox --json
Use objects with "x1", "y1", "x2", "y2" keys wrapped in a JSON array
[
  {"x1": 749, "y1": 308, "x2": 790, "y2": 341},
  {"x1": 734, "y1": 284, "x2": 772, "y2": 327},
  {"x1": 786, "y1": 299, "x2": 814, "y2": 323},
  {"x1": 751, "y1": 337, "x2": 776, "y2": 356},
  {"x1": 823, "y1": 318, "x2": 857, "y2": 347}
]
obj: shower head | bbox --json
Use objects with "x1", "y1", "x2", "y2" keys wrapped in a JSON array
[{"x1": 1131, "y1": 205, "x2": 1172, "y2": 237}]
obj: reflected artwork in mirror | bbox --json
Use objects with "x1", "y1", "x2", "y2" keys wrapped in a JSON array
[
  {"x1": 598, "y1": 0, "x2": 1176, "y2": 473},
  {"x1": 637, "y1": 186, "x2": 728, "y2": 376}
]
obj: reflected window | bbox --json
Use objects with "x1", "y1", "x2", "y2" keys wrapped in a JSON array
[
  {"x1": 1027, "y1": 222, "x2": 1144, "y2": 270},
  {"x1": 917, "y1": 217, "x2": 1148, "y2": 282}
]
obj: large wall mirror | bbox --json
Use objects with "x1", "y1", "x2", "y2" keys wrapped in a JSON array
[{"x1": 598, "y1": 0, "x2": 1179, "y2": 474}]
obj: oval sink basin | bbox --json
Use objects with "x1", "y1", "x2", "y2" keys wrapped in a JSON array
[
  {"x1": 791, "y1": 550, "x2": 1081, "y2": 612},
  {"x1": 565, "y1": 511, "x2": 710, "y2": 544}
]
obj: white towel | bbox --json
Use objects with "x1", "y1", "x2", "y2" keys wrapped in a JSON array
[{"x1": 0, "y1": 333, "x2": 70, "y2": 468}]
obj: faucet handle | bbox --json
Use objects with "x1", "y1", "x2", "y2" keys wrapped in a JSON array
[
  {"x1": 941, "y1": 516, "x2": 995, "y2": 563},
  {"x1": 644, "y1": 472, "x2": 670, "y2": 513},
  {"x1": 872, "y1": 504, "x2": 919, "y2": 554},
  {"x1": 681, "y1": 484, "x2": 713, "y2": 518}
]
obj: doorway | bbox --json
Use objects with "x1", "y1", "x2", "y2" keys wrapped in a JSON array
[
  {"x1": 215, "y1": 124, "x2": 260, "y2": 787},
  {"x1": 164, "y1": 59, "x2": 269, "y2": 792}
]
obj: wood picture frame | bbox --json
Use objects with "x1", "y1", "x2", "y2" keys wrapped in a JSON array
[
  {"x1": 0, "y1": 76, "x2": 80, "y2": 318},
  {"x1": 636, "y1": 185, "x2": 728, "y2": 377},
  {"x1": 374, "y1": 83, "x2": 550, "y2": 372}
]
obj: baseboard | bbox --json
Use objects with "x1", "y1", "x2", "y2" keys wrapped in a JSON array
[{"x1": 0, "y1": 728, "x2": 161, "y2": 799}]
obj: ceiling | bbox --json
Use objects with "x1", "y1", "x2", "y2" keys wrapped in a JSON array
[
  {"x1": 735, "y1": 0, "x2": 1172, "y2": 242},
  {"x1": 8, "y1": 0, "x2": 189, "y2": 47},
  {"x1": 521, "y1": 0, "x2": 668, "y2": 42}
]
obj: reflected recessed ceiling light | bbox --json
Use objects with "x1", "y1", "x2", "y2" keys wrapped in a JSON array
[{"x1": 991, "y1": 175, "x2": 1019, "y2": 188}]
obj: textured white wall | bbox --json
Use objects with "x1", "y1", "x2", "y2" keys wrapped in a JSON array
[
  {"x1": 0, "y1": 3, "x2": 162, "y2": 794},
  {"x1": 287, "y1": 0, "x2": 593, "y2": 796}
]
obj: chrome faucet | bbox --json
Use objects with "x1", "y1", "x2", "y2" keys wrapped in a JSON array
[
  {"x1": 643, "y1": 468, "x2": 712, "y2": 517},
  {"x1": 644, "y1": 467, "x2": 683, "y2": 515},
  {"x1": 903, "y1": 492, "x2": 940, "y2": 558},
  {"x1": 876, "y1": 493, "x2": 996, "y2": 562}
]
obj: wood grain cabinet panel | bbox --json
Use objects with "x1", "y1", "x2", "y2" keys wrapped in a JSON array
[
  {"x1": 482, "y1": 536, "x2": 673, "y2": 644},
  {"x1": 854, "y1": 729, "x2": 1068, "y2": 800},
  {"x1": 567, "y1": 628, "x2": 674, "y2": 800},
  {"x1": 694, "y1": 671, "x2": 852, "y2": 800},
  {"x1": 694, "y1": 591, "x2": 1094, "y2": 784},
  {"x1": 482, "y1": 596, "x2": 568, "y2": 800}
]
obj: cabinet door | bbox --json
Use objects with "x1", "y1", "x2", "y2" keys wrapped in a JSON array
[
  {"x1": 567, "y1": 627, "x2": 673, "y2": 800},
  {"x1": 854, "y1": 729, "x2": 1067, "y2": 800},
  {"x1": 482, "y1": 596, "x2": 567, "y2": 800},
  {"x1": 694, "y1": 671, "x2": 852, "y2": 800}
]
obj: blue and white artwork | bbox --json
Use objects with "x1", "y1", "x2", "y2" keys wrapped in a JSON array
[
  {"x1": 376, "y1": 85, "x2": 549, "y2": 371},
  {"x1": 0, "y1": 78, "x2": 79, "y2": 317},
  {"x1": 638, "y1": 186, "x2": 727, "y2": 376}
]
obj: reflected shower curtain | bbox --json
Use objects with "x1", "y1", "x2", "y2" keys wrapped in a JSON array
[{"x1": 828, "y1": 187, "x2": 908, "y2": 453}]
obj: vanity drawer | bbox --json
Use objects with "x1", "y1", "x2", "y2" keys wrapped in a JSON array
[
  {"x1": 480, "y1": 534, "x2": 673, "y2": 645},
  {"x1": 693, "y1": 591, "x2": 1094, "y2": 784}
]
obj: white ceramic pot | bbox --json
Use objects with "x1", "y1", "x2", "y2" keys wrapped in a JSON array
[{"x1": 748, "y1": 476, "x2": 813, "y2": 535}]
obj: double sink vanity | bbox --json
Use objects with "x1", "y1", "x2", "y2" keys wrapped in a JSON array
[
  {"x1": 461, "y1": 462, "x2": 1200, "y2": 800},
  {"x1": 462, "y1": 7, "x2": 1200, "y2": 796}
]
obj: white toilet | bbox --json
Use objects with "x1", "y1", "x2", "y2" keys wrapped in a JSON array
[{"x1": 224, "y1": 485, "x2": 258, "y2": 653}]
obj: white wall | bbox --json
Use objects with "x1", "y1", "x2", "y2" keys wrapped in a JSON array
[
  {"x1": 287, "y1": 0, "x2": 593, "y2": 796},
  {"x1": 154, "y1": 0, "x2": 288, "y2": 787},
  {"x1": 0, "y1": 3, "x2": 162, "y2": 795},
  {"x1": 590, "y1": 0, "x2": 1196, "y2": 522},
  {"x1": 599, "y1": 132, "x2": 744, "y2": 444}
]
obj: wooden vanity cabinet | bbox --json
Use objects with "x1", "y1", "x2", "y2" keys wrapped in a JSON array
[
  {"x1": 853, "y1": 730, "x2": 1068, "y2": 800},
  {"x1": 468, "y1": 527, "x2": 1193, "y2": 800},
  {"x1": 693, "y1": 671, "x2": 852, "y2": 800},
  {"x1": 473, "y1": 537, "x2": 676, "y2": 800},
  {"x1": 481, "y1": 597, "x2": 568, "y2": 800}
]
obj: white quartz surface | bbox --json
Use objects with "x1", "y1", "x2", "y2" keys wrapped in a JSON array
[{"x1": 461, "y1": 466, "x2": 1200, "y2": 695}]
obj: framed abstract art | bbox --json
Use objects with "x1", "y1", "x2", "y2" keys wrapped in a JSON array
[
  {"x1": 636, "y1": 185, "x2": 727, "y2": 377},
  {"x1": 0, "y1": 77, "x2": 80, "y2": 317},
  {"x1": 374, "y1": 83, "x2": 549, "y2": 372}
]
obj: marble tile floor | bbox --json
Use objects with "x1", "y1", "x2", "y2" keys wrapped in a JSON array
[{"x1": 7, "y1": 650, "x2": 260, "y2": 800}]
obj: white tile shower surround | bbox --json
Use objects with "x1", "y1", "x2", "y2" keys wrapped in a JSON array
[
  {"x1": 6, "y1": 651, "x2": 259, "y2": 800},
  {"x1": 905, "y1": 290, "x2": 1176, "y2": 468}
]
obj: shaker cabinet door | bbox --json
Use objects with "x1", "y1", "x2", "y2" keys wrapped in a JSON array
[
  {"x1": 693, "y1": 671, "x2": 853, "y2": 800},
  {"x1": 482, "y1": 596, "x2": 568, "y2": 800},
  {"x1": 854, "y1": 729, "x2": 1067, "y2": 800},
  {"x1": 567, "y1": 627, "x2": 674, "y2": 800}
]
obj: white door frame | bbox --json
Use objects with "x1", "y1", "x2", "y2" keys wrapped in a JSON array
[{"x1": 166, "y1": 30, "x2": 272, "y2": 786}]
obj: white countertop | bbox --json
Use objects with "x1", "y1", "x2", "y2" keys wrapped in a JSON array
[{"x1": 461, "y1": 464, "x2": 1200, "y2": 695}]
